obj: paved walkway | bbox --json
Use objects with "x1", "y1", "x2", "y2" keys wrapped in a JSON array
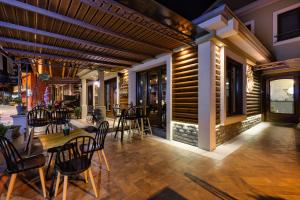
[
  {"x1": 0, "y1": 122, "x2": 300, "y2": 199},
  {"x1": 0, "y1": 105, "x2": 16, "y2": 125}
]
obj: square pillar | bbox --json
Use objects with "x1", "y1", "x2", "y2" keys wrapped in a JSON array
[
  {"x1": 198, "y1": 40, "x2": 216, "y2": 151},
  {"x1": 81, "y1": 79, "x2": 87, "y2": 119},
  {"x1": 96, "y1": 69, "x2": 106, "y2": 120},
  {"x1": 128, "y1": 70, "x2": 136, "y2": 105}
]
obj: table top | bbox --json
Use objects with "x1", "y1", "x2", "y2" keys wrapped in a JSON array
[{"x1": 38, "y1": 129, "x2": 95, "y2": 150}]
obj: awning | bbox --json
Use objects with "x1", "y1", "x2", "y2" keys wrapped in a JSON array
[{"x1": 254, "y1": 58, "x2": 300, "y2": 74}]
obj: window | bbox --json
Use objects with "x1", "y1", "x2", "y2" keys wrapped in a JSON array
[
  {"x1": 277, "y1": 7, "x2": 300, "y2": 41},
  {"x1": 270, "y1": 79, "x2": 294, "y2": 114},
  {"x1": 226, "y1": 57, "x2": 244, "y2": 116}
]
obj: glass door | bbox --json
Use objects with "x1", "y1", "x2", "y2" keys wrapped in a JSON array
[
  {"x1": 137, "y1": 65, "x2": 166, "y2": 138},
  {"x1": 105, "y1": 78, "x2": 117, "y2": 117},
  {"x1": 265, "y1": 77, "x2": 299, "y2": 123}
]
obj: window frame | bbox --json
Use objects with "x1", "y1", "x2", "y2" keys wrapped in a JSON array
[
  {"x1": 273, "y1": 2, "x2": 300, "y2": 46},
  {"x1": 226, "y1": 57, "x2": 244, "y2": 117},
  {"x1": 220, "y1": 48, "x2": 247, "y2": 126}
]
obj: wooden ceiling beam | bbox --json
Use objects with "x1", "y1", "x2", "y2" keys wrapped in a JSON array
[
  {"x1": 4, "y1": 48, "x2": 129, "y2": 68},
  {"x1": 47, "y1": 77, "x2": 81, "y2": 85},
  {"x1": 62, "y1": 63, "x2": 65, "y2": 79},
  {"x1": 81, "y1": 0, "x2": 190, "y2": 46},
  {"x1": 0, "y1": 36, "x2": 137, "y2": 65},
  {"x1": 0, "y1": 21, "x2": 151, "y2": 59},
  {"x1": 0, "y1": 0, "x2": 171, "y2": 52}
]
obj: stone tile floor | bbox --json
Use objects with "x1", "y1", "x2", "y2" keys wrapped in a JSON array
[
  {"x1": 0, "y1": 122, "x2": 299, "y2": 199},
  {"x1": 0, "y1": 105, "x2": 17, "y2": 125}
]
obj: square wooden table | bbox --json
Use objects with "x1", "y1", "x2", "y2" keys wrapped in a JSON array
[{"x1": 38, "y1": 128, "x2": 95, "y2": 150}]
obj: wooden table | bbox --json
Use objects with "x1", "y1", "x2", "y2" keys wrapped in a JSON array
[
  {"x1": 38, "y1": 128, "x2": 94, "y2": 150},
  {"x1": 38, "y1": 128, "x2": 94, "y2": 199}
]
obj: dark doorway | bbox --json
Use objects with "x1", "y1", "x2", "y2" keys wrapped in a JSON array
[
  {"x1": 105, "y1": 78, "x2": 117, "y2": 117},
  {"x1": 87, "y1": 84, "x2": 93, "y2": 114},
  {"x1": 137, "y1": 65, "x2": 167, "y2": 138},
  {"x1": 264, "y1": 76, "x2": 299, "y2": 123}
]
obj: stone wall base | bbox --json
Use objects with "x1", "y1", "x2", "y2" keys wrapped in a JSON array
[
  {"x1": 216, "y1": 114, "x2": 261, "y2": 145},
  {"x1": 172, "y1": 122, "x2": 198, "y2": 147}
]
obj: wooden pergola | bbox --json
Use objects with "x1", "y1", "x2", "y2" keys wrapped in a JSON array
[
  {"x1": 254, "y1": 58, "x2": 300, "y2": 73},
  {"x1": 0, "y1": 0, "x2": 204, "y2": 81}
]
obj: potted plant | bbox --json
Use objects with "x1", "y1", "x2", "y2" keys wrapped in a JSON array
[
  {"x1": 14, "y1": 97, "x2": 27, "y2": 115},
  {"x1": 74, "y1": 107, "x2": 81, "y2": 119}
]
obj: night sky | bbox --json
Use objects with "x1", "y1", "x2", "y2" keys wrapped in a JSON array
[{"x1": 155, "y1": 0, "x2": 216, "y2": 20}]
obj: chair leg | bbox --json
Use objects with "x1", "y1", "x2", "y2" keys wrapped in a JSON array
[
  {"x1": 45, "y1": 153, "x2": 54, "y2": 179},
  {"x1": 101, "y1": 150, "x2": 110, "y2": 171},
  {"x1": 97, "y1": 150, "x2": 102, "y2": 166},
  {"x1": 62, "y1": 176, "x2": 68, "y2": 200},
  {"x1": 136, "y1": 119, "x2": 141, "y2": 135},
  {"x1": 88, "y1": 168, "x2": 98, "y2": 198},
  {"x1": 147, "y1": 118, "x2": 153, "y2": 135},
  {"x1": 38, "y1": 168, "x2": 47, "y2": 198},
  {"x1": 6, "y1": 173, "x2": 17, "y2": 200},
  {"x1": 84, "y1": 171, "x2": 88, "y2": 183},
  {"x1": 112, "y1": 118, "x2": 116, "y2": 128},
  {"x1": 54, "y1": 172, "x2": 61, "y2": 197},
  {"x1": 27, "y1": 127, "x2": 35, "y2": 155}
]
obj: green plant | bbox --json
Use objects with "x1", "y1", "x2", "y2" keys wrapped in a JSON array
[
  {"x1": 14, "y1": 97, "x2": 23, "y2": 105},
  {"x1": 74, "y1": 107, "x2": 81, "y2": 119},
  {"x1": 0, "y1": 123, "x2": 8, "y2": 137}
]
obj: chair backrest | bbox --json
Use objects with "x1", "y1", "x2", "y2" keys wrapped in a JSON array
[
  {"x1": 0, "y1": 136, "x2": 23, "y2": 172},
  {"x1": 51, "y1": 108, "x2": 69, "y2": 125},
  {"x1": 27, "y1": 108, "x2": 50, "y2": 127},
  {"x1": 55, "y1": 136, "x2": 96, "y2": 168},
  {"x1": 95, "y1": 121, "x2": 109, "y2": 150},
  {"x1": 92, "y1": 108, "x2": 101, "y2": 122},
  {"x1": 127, "y1": 106, "x2": 136, "y2": 117},
  {"x1": 45, "y1": 123, "x2": 64, "y2": 134}
]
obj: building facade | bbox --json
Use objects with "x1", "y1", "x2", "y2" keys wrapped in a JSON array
[{"x1": 77, "y1": 0, "x2": 299, "y2": 151}]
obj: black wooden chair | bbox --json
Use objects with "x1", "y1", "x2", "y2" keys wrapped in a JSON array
[
  {"x1": 45, "y1": 123, "x2": 65, "y2": 179},
  {"x1": 54, "y1": 136, "x2": 98, "y2": 200},
  {"x1": 94, "y1": 121, "x2": 110, "y2": 171},
  {"x1": 0, "y1": 136, "x2": 46, "y2": 200},
  {"x1": 50, "y1": 108, "x2": 69, "y2": 125},
  {"x1": 26, "y1": 108, "x2": 50, "y2": 155},
  {"x1": 114, "y1": 109, "x2": 128, "y2": 141}
]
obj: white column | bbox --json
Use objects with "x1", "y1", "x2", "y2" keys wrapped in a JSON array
[
  {"x1": 128, "y1": 70, "x2": 136, "y2": 105},
  {"x1": 198, "y1": 40, "x2": 216, "y2": 151},
  {"x1": 81, "y1": 79, "x2": 87, "y2": 119},
  {"x1": 166, "y1": 55, "x2": 172, "y2": 140},
  {"x1": 96, "y1": 69, "x2": 106, "y2": 119}
]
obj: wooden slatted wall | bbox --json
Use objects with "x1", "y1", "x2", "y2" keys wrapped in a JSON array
[
  {"x1": 247, "y1": 71, "x2": 261, "y2": 116},
  {"x1": 119, "y1": 70, "x2": 128, "y2": 107},
  {"x1": 172, "y1": 47, "x2": 198, "y2": 123}
]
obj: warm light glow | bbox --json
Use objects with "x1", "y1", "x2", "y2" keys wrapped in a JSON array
[{"x1": 94, "y1": 81, "x2": 100, "y2": 87}]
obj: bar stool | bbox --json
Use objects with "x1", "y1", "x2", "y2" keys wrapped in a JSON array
[
  {"x1": 25, "y1": 108, "x2": 50, "y2": 155},
  {"x1": 112, "y1": 104, "x2": 121, "y2": 129},
  {"x1": 142, "y1": 106, "x2": 153, "y2": 135},
  {"x1": 126, "y1": 106, "x2": 141, "y2": 137}
]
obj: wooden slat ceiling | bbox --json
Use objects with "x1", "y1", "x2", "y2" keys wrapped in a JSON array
[{"x1": 0, "y1": 0, "x2": 196, "y2": 74}]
